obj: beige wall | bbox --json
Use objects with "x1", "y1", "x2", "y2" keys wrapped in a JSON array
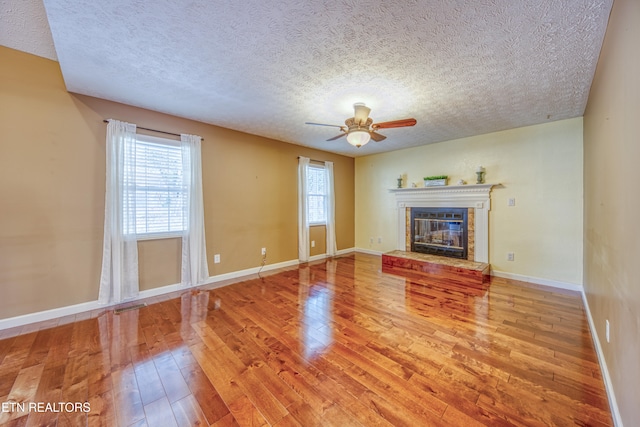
[
  {"x1": 583, "y1": 0, "x2": 639, "y2": 424},
  {"x1": 355, "y1": 118, "x2": 584, "y2": 285},
  {"x1": 0, "y1": 46, "x2": 355, "y2": 319},
  {"x1": 309, "y1": 226, "x2": 327, "y2": 257}
]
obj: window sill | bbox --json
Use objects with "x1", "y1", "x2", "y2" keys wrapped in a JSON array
[{"x1": 134, "y1": 232, "x2": 183, "y2": 241}]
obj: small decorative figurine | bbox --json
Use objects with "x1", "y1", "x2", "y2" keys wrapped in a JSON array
[
  {"x1": 476, "y1": 166, "x2": 485, "y2": 184},
  {"x1": 397, "y1": 175, "x2": 403, "y2": 188}
]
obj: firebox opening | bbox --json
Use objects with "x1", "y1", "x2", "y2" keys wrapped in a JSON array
[{"x1": 411, "y1": 207, "x2": 468, "y2": 259}]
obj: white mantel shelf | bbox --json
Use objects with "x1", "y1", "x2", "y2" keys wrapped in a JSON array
[
  {"x1": 389, "y1": 183, "x2": 497, "y2": 194},
  {"x1": 390, "y1": 183, "x2": 499, "y2": 263}
]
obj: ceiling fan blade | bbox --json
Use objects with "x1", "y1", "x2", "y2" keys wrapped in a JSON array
[
  {"x1": 372, "y1": 118, "x2": 417, "y2": 129},
  {"x1": 326, "y1": 133, "x2": 347, "y2": 141},
  {"x1": 369, "y1": 131, "x2": 387, "y2": 142},
  {"x1": 305, "y1": 122, "x2": 344, "y2": 128}
]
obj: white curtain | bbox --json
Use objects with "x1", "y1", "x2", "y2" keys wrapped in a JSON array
[
  {"x1": 298, "y1": 156, "x2": 310, "y2": 262},
  {"x1": 99, "y1": 119, "x2": 139, "y2": 304},
  {"x1": 324, "y1": 161, "x2": 337, "y2": 257},
  {"x1": 180, "y1": 134, "x2": 210, "y2": 286}
]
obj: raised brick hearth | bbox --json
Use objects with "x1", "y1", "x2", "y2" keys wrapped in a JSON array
[{"x1": 382, "y1": 250, "x2": 490, "y2": 285}]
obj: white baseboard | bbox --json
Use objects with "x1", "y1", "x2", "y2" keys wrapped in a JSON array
[
  {"x1": 491, "y1": 270, "x2": 583, "y2": 292},
  {"x1": 0, "y1": 282, "x2": 197, "y2": 331},
  {"x1": 581, "y1": 291, "x2": 624, "y2": 427},
  {"x1": 307, "y1": 247, "x2": 356, "y2": 262},
  {"x1": 0, "y1": 259, "x2": 298, "y2": 331},
  {"x1": 354, "y1": 247, "x2": 384, "y2": 256},
  {"x1": 0, "y1": 300, "x2": 103, "y2": 331},
  {"x1": 336, "y1": 247, "x2": 356, "y2": 256},
  {"x1": 0, "y1": 251, "x2": 360, "y2": 331},
  {"x1": 207, "y1": 258, "x2": 300, "y2": 283}
]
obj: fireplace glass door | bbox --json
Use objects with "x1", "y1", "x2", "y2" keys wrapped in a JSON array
[{"x1": 411, "y1": 208, "x2": 467, "y2": 259}]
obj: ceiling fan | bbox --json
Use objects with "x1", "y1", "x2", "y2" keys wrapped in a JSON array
[{"x1": 305, "y1": 103, "x2": 417, "y2": 148}]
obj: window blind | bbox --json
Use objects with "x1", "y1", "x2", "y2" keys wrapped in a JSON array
[
  {"x1": 307, "y1": 165, "x2": 326, "y2": 224},
  {"x1": 126, "y1": 135, "x2": 187, "y2": 237}
]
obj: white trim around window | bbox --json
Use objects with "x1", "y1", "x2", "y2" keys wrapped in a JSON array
[
  {"x1": 307, "y1": 164, "x2": 327, "y2": 226},
  {"x1": 129, "y1": 134, "x2": 187, "y2": 240}
]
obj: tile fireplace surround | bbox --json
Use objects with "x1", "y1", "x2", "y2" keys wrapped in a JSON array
[{"x1": 389, "y1": 184, "x2": 496, "y2": 263}]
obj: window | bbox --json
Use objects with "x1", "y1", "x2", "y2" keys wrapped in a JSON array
[
  {"x1": 126, "y1": 134, "x2": 187, "y2": 238},
  {"x1": 307, "y1": 165, "x2": 327, "y2": 224}
]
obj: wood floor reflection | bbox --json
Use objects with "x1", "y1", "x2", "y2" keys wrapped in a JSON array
[{"x1": 0, "y1": 253, "x2": 612, "y2": 426}]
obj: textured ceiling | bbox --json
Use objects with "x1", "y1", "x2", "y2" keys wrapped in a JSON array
[
  {"x1": 0, "y1": 0, "x2": 57, "y2": 60},
  {"x1": 5, "y1": 1, "x2": 612, "y2": 157}
]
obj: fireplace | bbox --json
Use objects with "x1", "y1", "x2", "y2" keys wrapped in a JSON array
[
  {"x1": 390, "y1": 184, "x2": 495, "y2": 263},
  {"x1": 411, "y1": 208, "x2": 468, "y2": 259}
]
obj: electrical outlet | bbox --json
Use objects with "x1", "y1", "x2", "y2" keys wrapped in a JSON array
[
  {"x1": 370, "y1": 237, "x2": 374, "y2": 244},
  {"x1": 261, "y1": 248, "x2": 266, "y2": 256},
  {"x1": 214, "y1": 254, "x2": 221, "y2": 264},
  {"x1": 508, "y1": 198, "x2": 516, "y2": 206},
  {"x1": 507, "y1": 252, "x2": 515, "y2": 261},
  {"x1": 377, "y1": 237, "x2": 382, "y2": 243},
  {"x1": 606, "y1": 319, "x2": 610, "y2": 343},
  {"x1": 311, "y1": 240, "x2": 315, "y2": 248}
]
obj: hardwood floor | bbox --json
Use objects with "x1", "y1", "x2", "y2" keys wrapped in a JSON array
[{"x1": 0, "y1": 253, "x2": 612, "y2": 426}]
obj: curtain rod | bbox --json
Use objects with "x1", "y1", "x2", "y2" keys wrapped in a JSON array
[
  {"x1": 102, "y1": 120, "x2": 203, "y2": 140},
  {"x1": 297, "y1": 156, "x2": 326, "y2": 163}
]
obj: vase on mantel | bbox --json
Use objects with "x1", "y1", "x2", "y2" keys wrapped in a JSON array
[{"x1": 424, "y1": 178, "x2": 447, "y2": 187}]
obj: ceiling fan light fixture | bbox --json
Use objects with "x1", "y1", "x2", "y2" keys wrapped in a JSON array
[
  {"x1": 353, "y1": 102, "x2": 371, "y2": 124},
  {"x1": 305, "y1": 103, "x2": 415, "y2": 148},
  {"x1": 347, "y1": 130, "x2": 371, "y2": 148}
]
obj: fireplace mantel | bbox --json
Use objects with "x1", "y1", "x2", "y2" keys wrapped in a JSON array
[{"x1": 390, "y1": 184, "x2": 497, "y2": 263}]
